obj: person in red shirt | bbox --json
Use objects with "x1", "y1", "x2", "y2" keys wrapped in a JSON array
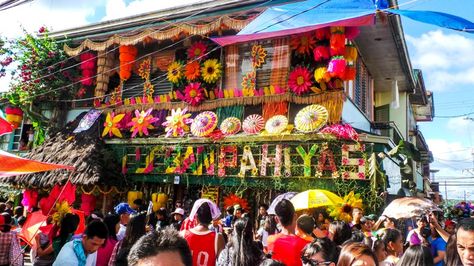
[
  {"x1": 181, "y1": 200, "x2": 225, "y2": 266},
  {"x1": 270, "y1": 199, "x2": 310, "y2": 266}
]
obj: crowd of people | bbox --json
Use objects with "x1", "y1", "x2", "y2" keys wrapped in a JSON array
[{"x1": 0, "y1": 197, "x2": 473, "y2": 266}]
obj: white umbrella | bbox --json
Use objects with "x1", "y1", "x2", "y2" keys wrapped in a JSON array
[{"x1": 381, "y1": 197, "x2": 441, "y2": 219}]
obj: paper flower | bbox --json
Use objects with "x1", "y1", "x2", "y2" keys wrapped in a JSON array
[
  {"x1": 183, "y1": 82, "x2": 205, "y2": 106},
  {"x1": 185, "y1": 61, "x2": 201, "y2": 81},
  {"x1": 241, "y1": 71, "x2": 256, "y2": 92},
  {"x1": 167, "y1": 61, "x2": 184, "y2": 84},
  {"x1": 313, "y1": 45, "x2": 330, "y2": 62},
  {"x1": 330, "y1": 32, "x2": 346, "y2": 56},
  {"x1": 188, "y1": 41, "x2": 207, "y2": 60},
  {"x1": 328, "y1": 191, "x2": 363, "y2": 222},
  {"x1": 201, "y1": 59, "x2": 222, "y2": 83},
  {"x1": 288, "y1": 66, "x2": 312, "y2": 95},
  {"x1": 162, "y1": 108, "x2": 192, "y2": 137},
  {"x1": 223, "y1": 194, "x2": 249, "y2": 211},
  {"x1": 143, "y1": 81, "x2": 154, "y2": 97},
  {"x1": 315, "y1": 27, "x2": 331, "y2": 40},
  {"x1": 314, "y1": 67, "x2": 331, "y2": 84},
  {"x1": 102, "y1": 112, "x2": 125, "y2": 138},
  {"x1": 138, "y1": 58, "x2": 152, "y2": 80},
  {"x1": 251, "y1": 44, "x2": 267, "y2": 68},
  {"x1": 328, "y1": 56, "x2": 347, "y2": 79},
  {"x1": 290, "y1": 33, "x2": 316, "y2": 55},
  {"x1": 128, "y1": 108, "x2": 158, "y2": 138}
]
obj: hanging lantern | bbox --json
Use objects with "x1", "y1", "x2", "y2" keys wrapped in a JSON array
[
  {"x1": 343, "y1": 65, "x2": 357, "y2": 81},
  {"x1": 119, "y1": 45, "x2": 138, "y2": 80},
  {"x1": 5, "y1": 107, "x2": 23, "y2": 129},
  {"x1": 151, "y1": 192, "x2": 168, "y2": 212},
  {"x1": 330, "y1": 30, "x2": 346, "y2": 56},
  {"x1": 328, "y1": 56, "x2": 347, "y2": 79},
  {"x1": 79, "y1": 52, "x2": 96, "y2": 86},
  {"x1": 344, "y1": 45, "x2": 358, "y2": 63}
]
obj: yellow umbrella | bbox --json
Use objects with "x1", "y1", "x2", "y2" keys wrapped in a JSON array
[{"x1": 290, "y1": 189, "x2": 343, "y2": 211}]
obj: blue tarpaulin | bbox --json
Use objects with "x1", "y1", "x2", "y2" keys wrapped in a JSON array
[{"x1": 387, "y1": 9, "x2": 474, "y2": 33}]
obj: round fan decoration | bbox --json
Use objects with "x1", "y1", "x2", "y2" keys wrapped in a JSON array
[
  {"x1": 242, "y1": 114, "x2": 265, "y2": 134},
  {"x1": 220, "y1": 117, "x2": 241, "y2": 135},
  {"x1": 294, "y1": 104, "x2": 329, "y2": 133},
  {"x1": 265, "y1": 115, "x2": 289, "y2": 134},
  {"x1": 191, "y1": 111, "x2": 218, "y2": 137}
]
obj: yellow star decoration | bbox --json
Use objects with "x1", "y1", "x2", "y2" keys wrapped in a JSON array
[{"x1": 102, "y1": 112, "x2": 125, "y2": 138}]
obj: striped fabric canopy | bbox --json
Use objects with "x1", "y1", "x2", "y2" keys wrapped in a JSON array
[{"x1": 0, "y1": 150, "x2": 74, "y2": 178}]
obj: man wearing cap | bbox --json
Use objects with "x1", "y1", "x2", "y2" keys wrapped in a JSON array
[
  {"x1": 114, "y1": 203, "x2": 136, "y2": 241},
  {"x1": 171, "y1": 208, "x2": 185, "y2": 231}
]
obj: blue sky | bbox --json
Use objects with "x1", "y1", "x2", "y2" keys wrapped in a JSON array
[{"x1": 1, "y1": 0, "x2": 474, "y2": 199}]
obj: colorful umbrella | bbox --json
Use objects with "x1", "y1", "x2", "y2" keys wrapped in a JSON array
[
  {"x1": 290, "y1": 189, "x2": 343, "y2": 211},
  {"x1": 220, "y1": 117, "x2": 241, "y2": 135},
  {"x1": 265, "y1": 115, "x2": 288, "y2": 134},
  {"x1": 268, "y1": 192, "x2": 297, "y2": 215},
  {"x1": 294, "y1": 104, "x2": 328, "y2": 133},
  {"x1": 381, "y1": 197, "x2": 441, "y2": 219},
  {"x1": 242, "y1": 114, "x2": 264, "y2": 134},
  {"x1": 0, "y1": 150, "x2": 74, "y2": 178},
  {"x1": 191, "y1": 111, "x2": 218, "y2": 137}
]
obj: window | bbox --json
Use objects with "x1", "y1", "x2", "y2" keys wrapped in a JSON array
[{"x1": 347, "y1": 58, "x2": 374, "y2": 119}]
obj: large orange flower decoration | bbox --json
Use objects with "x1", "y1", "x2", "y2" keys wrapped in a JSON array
[
  {"x1": 290, "y1": 33, "x2": 316, "y2": 55},
  {"x1": 102, "y1": 112, "x2": 125, "y2": 138},
  {"x1": 185, "y1": 61, "x2": 201, "y2": 81},
  {"x1": 128, "y1": 108, "x2": 158, "y2": 138},
  {"x1": 223, "y1": 193, "x2": 249, "y2": 212}
]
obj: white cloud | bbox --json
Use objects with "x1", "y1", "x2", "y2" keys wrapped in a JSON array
[
  {"x1": 446, "y1": 117, "x2": 474, "y2": 136},
  {"x1": 101, "y1": 0, "x2": 209, "y2": 21},
  {"x1": 406, "y1": 30, "x2": 474, "y2": 92}
]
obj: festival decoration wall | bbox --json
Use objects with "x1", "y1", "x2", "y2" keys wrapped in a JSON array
[
  {"x1": 79, "y1": 52, "x2": 96, "y2": 86},
  {"x1": 102, "y1": 112, "x2": 125, "y2": 138},
  {"x1": 260, "y1": 144, "x2": 282, "y2": 177},
  {"x1": 128, "y1": 108, "x2": 158, "y2": 138},
  {"x1": 296, "y1": 144, "x2": 318, "y2": 177},
  {"x1": 238, "y1": 145, "x2": 258, "y2": 177},
  {"x1": 341, "y1": 143, "x2": 366, "y2": 179},
  {"x1": 162, "y1": 108, "x2": 192, "y2": 137},
  {"x1": 218, "y1": 145, "x2": 238, "y2": 177},
  {"x1": 119, "y1": 45, "x2": 138, "y2": 80}
]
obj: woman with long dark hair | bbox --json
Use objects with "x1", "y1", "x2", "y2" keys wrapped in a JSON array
[
  {"x1": 337, "y1": 242, "x2": 378, "y2": 266},
  {"x1": 380, "y1": 228, "x2": 403, "y2": 266},
  {"x1": 217, "y1": 218, "x2": 264, "y2": 266},
  {"x1": 445, "y1": 234, "x2": 462, "y2": 266},
  {"x1": 108, "y1": 213, "x2": 147, "y2": 266},
  {"x1": 328, "y1": 221, "x2": 352, "y2": 246},
  {"x1": 97, "y1": 214, "x2": 120, "y2": 266},
  {"x1": 396, "y1": 245, "x2": 434, "y2": 266}
]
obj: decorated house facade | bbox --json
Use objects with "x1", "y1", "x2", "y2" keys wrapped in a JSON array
[{"x1": 1, "y1": 0, "x2": 434, "y2": 212}]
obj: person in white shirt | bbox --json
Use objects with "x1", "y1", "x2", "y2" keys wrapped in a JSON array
[
  {"x1": 53, "y1": 220, "x2": 108, "y2": 266},
  {"x1": 114, "y1": 203, "x2": 136, "y2": 241}
]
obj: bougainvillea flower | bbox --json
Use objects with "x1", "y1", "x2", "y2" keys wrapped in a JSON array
[
  {"x1": 251, "y1": 44, "x2": 267, "y2": 68},
  {"x1": 201, "y1": 59, "x2": 222, "y2": 84},
  {"x1": 187, "y1": 41, "x2": 207, "y2": 60},
  {"x1": 167, "y1": 61, "x2": 183, "y2": 84},
  {"x1": 185, "y1": 61, "x2": 201, "y2": 81},
  {"x1": 184, "y1": 82, "x2": 205, "y2": 106},
  {"x1": 128, "y1": 108, "x2": 158, "y2": 138},
  {"x1": 290, "y1": 33, "x2": 316, "y2": 55},
  {"x1": 102, "y1": 112, "x2": 125, "y2": 138},
  {"x1": 162, "y1": 108, "x2": 193, "y2": 137},
  {"x1": 288, "y1": 66, "x2": 312, "y2": 95}
]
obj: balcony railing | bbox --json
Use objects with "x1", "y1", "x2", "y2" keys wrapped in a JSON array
[{"x1": 371, "y1": 121, "x2": 404, "y2": 145}]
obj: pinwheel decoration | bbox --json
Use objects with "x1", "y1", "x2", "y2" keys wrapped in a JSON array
[
  {"x1": 191, "y1": 111, "x2": 218, "y2": 137},
  {"x1": 294, "y1": 104, "x2": 329, "y2": 133},
  {"x1": 220, "y1": 117, "x2": 241, "y2": 135},
  {"x1": 265, "y1": 115, "x2": 289, "y2": 134},
  {"x1": 242, "y1": 114, "x2": 265, "y2": 134},
  {"x1": 102, "y1": 112, "x2": 125, "y2": 138},
  {"x1": 162, "y1": 108, "x2": 193, "y2": 137},
  {"x1": 128, "y1": 108, "x2": 158, "y2": 138}
]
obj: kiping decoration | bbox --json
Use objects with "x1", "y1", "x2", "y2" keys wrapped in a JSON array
[
  {"x1": 242, "y1": 114, "x2": 265, "y2": 134},
  {"x1": 102, "y1": 112, "x2": 125, "y2": 138},
  {"x1": 162, "y1": 108, "x2": 192, "y2": 137},
  {"x1": 265, "y1": 115, "x2": 289, "y2": 134},
  {"x1": 128, "y1": 108, "x2": 158, "y2": 138},
  {"x1": 190, "y1": 111, "x2": 218, "y2": 137},
  {"x1": 294, "y1": 104, "x2": 329, "y2": 133},
  {"x1": 220, "y1": 117, "x2": 241, "y2": 135}
]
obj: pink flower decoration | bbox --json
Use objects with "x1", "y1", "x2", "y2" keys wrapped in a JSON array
[
  {"x1": 358, "y1": 172, "x2": 365, "y2": 179},
  {"x1": 343, "y1": 172, "x2": 350, "y2": 179},
  {"x1": 328, "y1": 56, "x2": 346, "y2": 79},
  {"x1": 342, "y1": 157, "x2": 349, "y2": 165},
  {"x1": 187, "y1": 41, "x2": 207, "y2": 60},
  {"x1": 358, "y1": 159, "x2": 365, "y2": 166},
  {"x1": 183, "y1": 82, "x2": 205, "y2": 106},
  {"x1": 342, "y1": 144, "x2": 349, "y2": 152},
  {"x1": 127, "y1": 108, "x2": 158, "y2": 138},
  {"x1": 288, "y1": 66, "x2": 312, "y2": 95}
]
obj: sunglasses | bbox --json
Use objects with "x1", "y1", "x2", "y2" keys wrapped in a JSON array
[{"x1": 301, "y1": 256, "x2": 332, "y2": 266}]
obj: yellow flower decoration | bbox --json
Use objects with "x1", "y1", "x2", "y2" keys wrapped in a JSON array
[
  {"x1": 102, "y1": 112, "x2": 125, "y2": 138},
  {"x1": 251, "y1": 44, "x2": 267, "y2": 68},
  {"x1": 201, "y1": 59, "x2": 222, "y2": 84},
  {"x1": 167, "y1": 61, "x2": 183, "y2": 84},
  {"x1": 327, "y1": 191, "x2": 363, "y2": 222},
  {"x1": 52, "y1": 201, "x2": 72, "y2": 226}
]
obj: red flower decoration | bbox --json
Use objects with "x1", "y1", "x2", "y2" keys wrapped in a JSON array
[
  {"x1": 315, "y1": 27, "x2": 331, "y2": 40},
  {"x1": 288, "y1": 66, "x2": 312, "y2": 95},
  {"x1": 223, "y1": 193, "x2": 249, "y2": 212},
  {"x1": 313, "y1": 45, "x2": 330, "y2": 62},
  {"x1": 290, "y1": 34, "x2": 316, "y2": 55},
  {"x1": 187, "y1": 41, "x2": 207, "y2": 60},
  {"x1": 183, "y1": 82, "x2": 205, "y2": 106}
]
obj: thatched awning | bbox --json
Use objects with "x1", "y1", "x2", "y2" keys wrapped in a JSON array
[{"x1": 0, "y1": 112, "x2": 123, "y2": 187}]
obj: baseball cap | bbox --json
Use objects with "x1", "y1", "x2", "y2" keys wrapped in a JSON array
[
  {"x1": 171, "y1": 208, "x2": 185, "y2": 216},
  {"x1": 114, "y1": 203, "x2": 137, "y2": 215},
  {"x1": 365, "y1": 214, "x2": 377, "y2": 221}
]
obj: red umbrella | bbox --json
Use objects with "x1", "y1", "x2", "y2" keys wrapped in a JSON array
[
  {"x1": 20, "y1": 210, "x2": 86, "y2": 247},
  {"x1": 0, "y1": 150, "x2": 74, "y2": 178}
]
